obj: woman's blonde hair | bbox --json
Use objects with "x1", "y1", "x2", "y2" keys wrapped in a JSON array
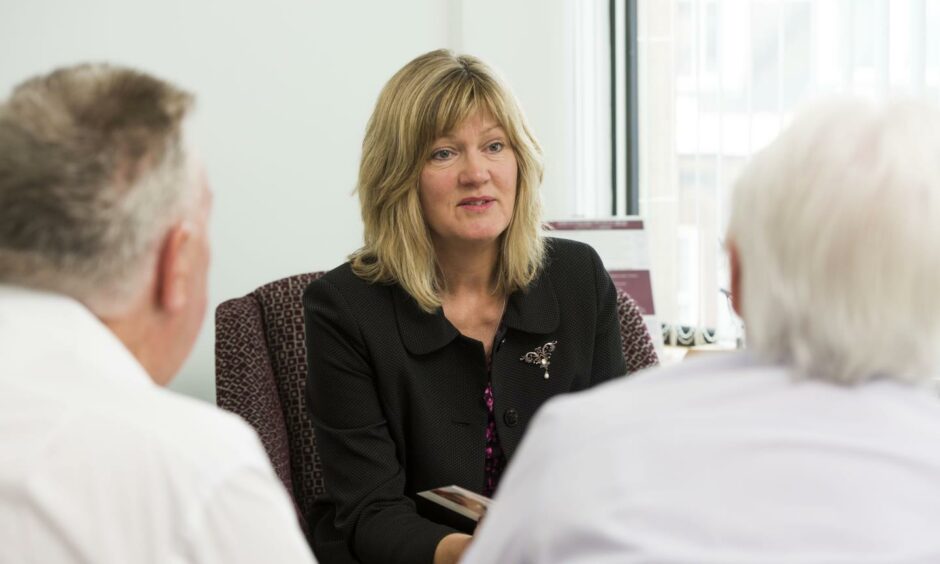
[{"x1": 350, "y1": 49, "x2": 546, "y2": 312}]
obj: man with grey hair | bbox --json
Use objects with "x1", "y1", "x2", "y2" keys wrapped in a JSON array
[
  {"x1": 0, "y1": 65, "x2": 316, "y2": 563},
  {"x1": 464, "y1": 97, "x2": 940, "y2": 563}
]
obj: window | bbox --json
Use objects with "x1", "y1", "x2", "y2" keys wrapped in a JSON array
[{"x1": 620, "y1": 0, "x2": 940, "y2": 342}]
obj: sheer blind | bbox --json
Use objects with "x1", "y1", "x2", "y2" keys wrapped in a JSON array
[{"x1": 634, "y1": 0, "x2": 940, "y2": 341}]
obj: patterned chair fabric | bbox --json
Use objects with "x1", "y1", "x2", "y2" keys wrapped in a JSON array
[
  {"x1": 215, "y1": 273, "x2": 658, "y2": 540},
  {"x1": 216, "y1": 271, "x2": 325, "y2": 540},
  {"x1": 617, "y1": 292, "x2": 660, "y2": 374}
]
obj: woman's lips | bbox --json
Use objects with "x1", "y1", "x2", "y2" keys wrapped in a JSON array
[{"x1": 458, "y1": 197, "x2": 495, "y2": 211}]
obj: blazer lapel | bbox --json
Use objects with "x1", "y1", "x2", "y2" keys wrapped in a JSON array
[{"x1": 392, "y1": 284, "x2": 459, "y2": 355}]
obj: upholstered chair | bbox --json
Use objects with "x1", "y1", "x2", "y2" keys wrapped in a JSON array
[{"x1": 215, "y1": 271, "x2": 658, "y2": 541}]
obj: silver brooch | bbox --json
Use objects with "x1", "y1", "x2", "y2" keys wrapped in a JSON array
[{"x1": 520, "y1": 341, "x2": 557, "y2": 379}]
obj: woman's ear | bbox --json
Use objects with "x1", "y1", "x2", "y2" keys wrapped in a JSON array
[
  {"x1": 154, "y1": 221, "x2": 194, "y2": 313},
  {"x1": 728, "y1": 241, "x2": 743, "y2": 318}
]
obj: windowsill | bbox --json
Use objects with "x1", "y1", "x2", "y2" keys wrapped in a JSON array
[{"x1": 661, "y1": 344, "x2": 738, "y2": 366}]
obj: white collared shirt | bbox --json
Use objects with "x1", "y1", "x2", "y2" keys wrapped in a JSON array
[
  {"x1": 0, "y1": 286, "x2": 316, "y2": 564},
  {"x1": 464, "y1": 353, "x2": 940, "y2": 564}
]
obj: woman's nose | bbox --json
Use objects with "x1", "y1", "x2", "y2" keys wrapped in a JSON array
[{"x1": 458, "y1": 152, "x2": 491, "y2": 186}]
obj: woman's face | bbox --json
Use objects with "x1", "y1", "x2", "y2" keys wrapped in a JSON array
[{"x1": 419, "y1": 111, "x2": 517, "y2": 251}]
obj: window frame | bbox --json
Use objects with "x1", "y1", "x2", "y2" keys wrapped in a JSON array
[{"x1": 610, "y1": 0, "x2": 641, "y2": 216}]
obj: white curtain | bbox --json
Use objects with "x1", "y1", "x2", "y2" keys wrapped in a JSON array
[{"x1": 568, "y1": 0, "x2": 615, "y2": 217}]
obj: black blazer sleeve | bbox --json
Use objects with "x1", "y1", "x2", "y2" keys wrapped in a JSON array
[
  {"x1": 304, "y1": 278, "x2": 455, "y2": 564},
  {"x1": 586, "y1": 243, "x2": 629, "y2": 385}
]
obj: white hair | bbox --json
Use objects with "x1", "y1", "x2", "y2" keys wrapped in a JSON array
[
  {"x1": 0, "y1": 64, "x2": 196, "y2": 316},
  {"x1": 727, "y1": 97, "x2": 940, "y2": 384}
]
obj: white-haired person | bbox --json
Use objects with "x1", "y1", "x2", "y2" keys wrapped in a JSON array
[
  {"x1": 0, "y1": 65, "x2": 315, "y2": 563},
  {"x1": 303, "y1": 49, "x2": 659, "y2": 564},
  {"x1": 463, "y1": 97, "x2": 940, "y2": 563}
]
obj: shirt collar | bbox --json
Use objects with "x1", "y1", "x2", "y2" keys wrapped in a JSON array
[
  {"x1": 393, "y1": 270, "x2": 559, "y2": 355},
  {"x1": 0, "y1": 284, "x2": 155, "y2": 388}
]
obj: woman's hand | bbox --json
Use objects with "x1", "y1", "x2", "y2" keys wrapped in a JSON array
[{"x1": 434, "y1": 533, "x2": 473, "y2": 564}]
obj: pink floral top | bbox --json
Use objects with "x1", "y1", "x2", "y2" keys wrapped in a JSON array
[
  {"x1": 482, "y1": 381, "x2": 507, "y2": 497},
  {"x1": 483, "y1": 326, "x2": 509, "y2": 497}
]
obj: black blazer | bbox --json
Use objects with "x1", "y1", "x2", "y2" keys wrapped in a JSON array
[{"x1": 303, "y1": 238, "x2": 628, "y2": 564}]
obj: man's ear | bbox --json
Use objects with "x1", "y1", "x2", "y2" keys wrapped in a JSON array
[
  {"x1": 155, "y1": 222, "x2": 194, "y2": 313},
  {"x1": 728, "y1": 240, "x2": 743, "y2": 318}
]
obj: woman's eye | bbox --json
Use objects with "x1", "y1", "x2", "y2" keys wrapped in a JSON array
[
  {"x1": 487, "y1": 141, "x2": 504, "y2": 152},
  {"x1": 431, "y1": 149, "x2": 454, "y2": 160}
]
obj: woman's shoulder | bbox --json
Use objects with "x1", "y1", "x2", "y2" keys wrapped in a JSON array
[
  {"x1": 309, "y1": 261, "x2": 357, "y2": 286},
  {"x1": 536, "y1": 237, "x2": 610, "y2": 301},
  {"x1": 543, "y1": 237, "x2": 602, "y2": 270},
  {"x1": 303, "y1": 262, "x2": 394, "y2": 308}
]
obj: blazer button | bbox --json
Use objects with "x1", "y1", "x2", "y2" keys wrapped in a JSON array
[{"x1": 503, "y1": 408, "x2": 519, "y2": 427}]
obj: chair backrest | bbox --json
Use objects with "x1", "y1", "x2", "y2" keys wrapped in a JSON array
[
  {"x1": 215, "y1": 273, "x2": 657, "y2": 537},
  {"x1": 615, "y1": 291, "x2": 660, "y2": 374},
  {"x1": 215, "y1": 271, "x2": 325, "y2": 538}
]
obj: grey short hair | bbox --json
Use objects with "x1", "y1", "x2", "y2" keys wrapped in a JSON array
[
  {"x1": 727, "y1": 97, "x2": 940, "y2": 385},
  {"x1": 0, "y1": 64, "x2": 195, "y2": 313}
]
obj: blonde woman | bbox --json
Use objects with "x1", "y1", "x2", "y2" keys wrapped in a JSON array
[{"x1": 303, "y1": 49, "x2": 657, "y2": 564}]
